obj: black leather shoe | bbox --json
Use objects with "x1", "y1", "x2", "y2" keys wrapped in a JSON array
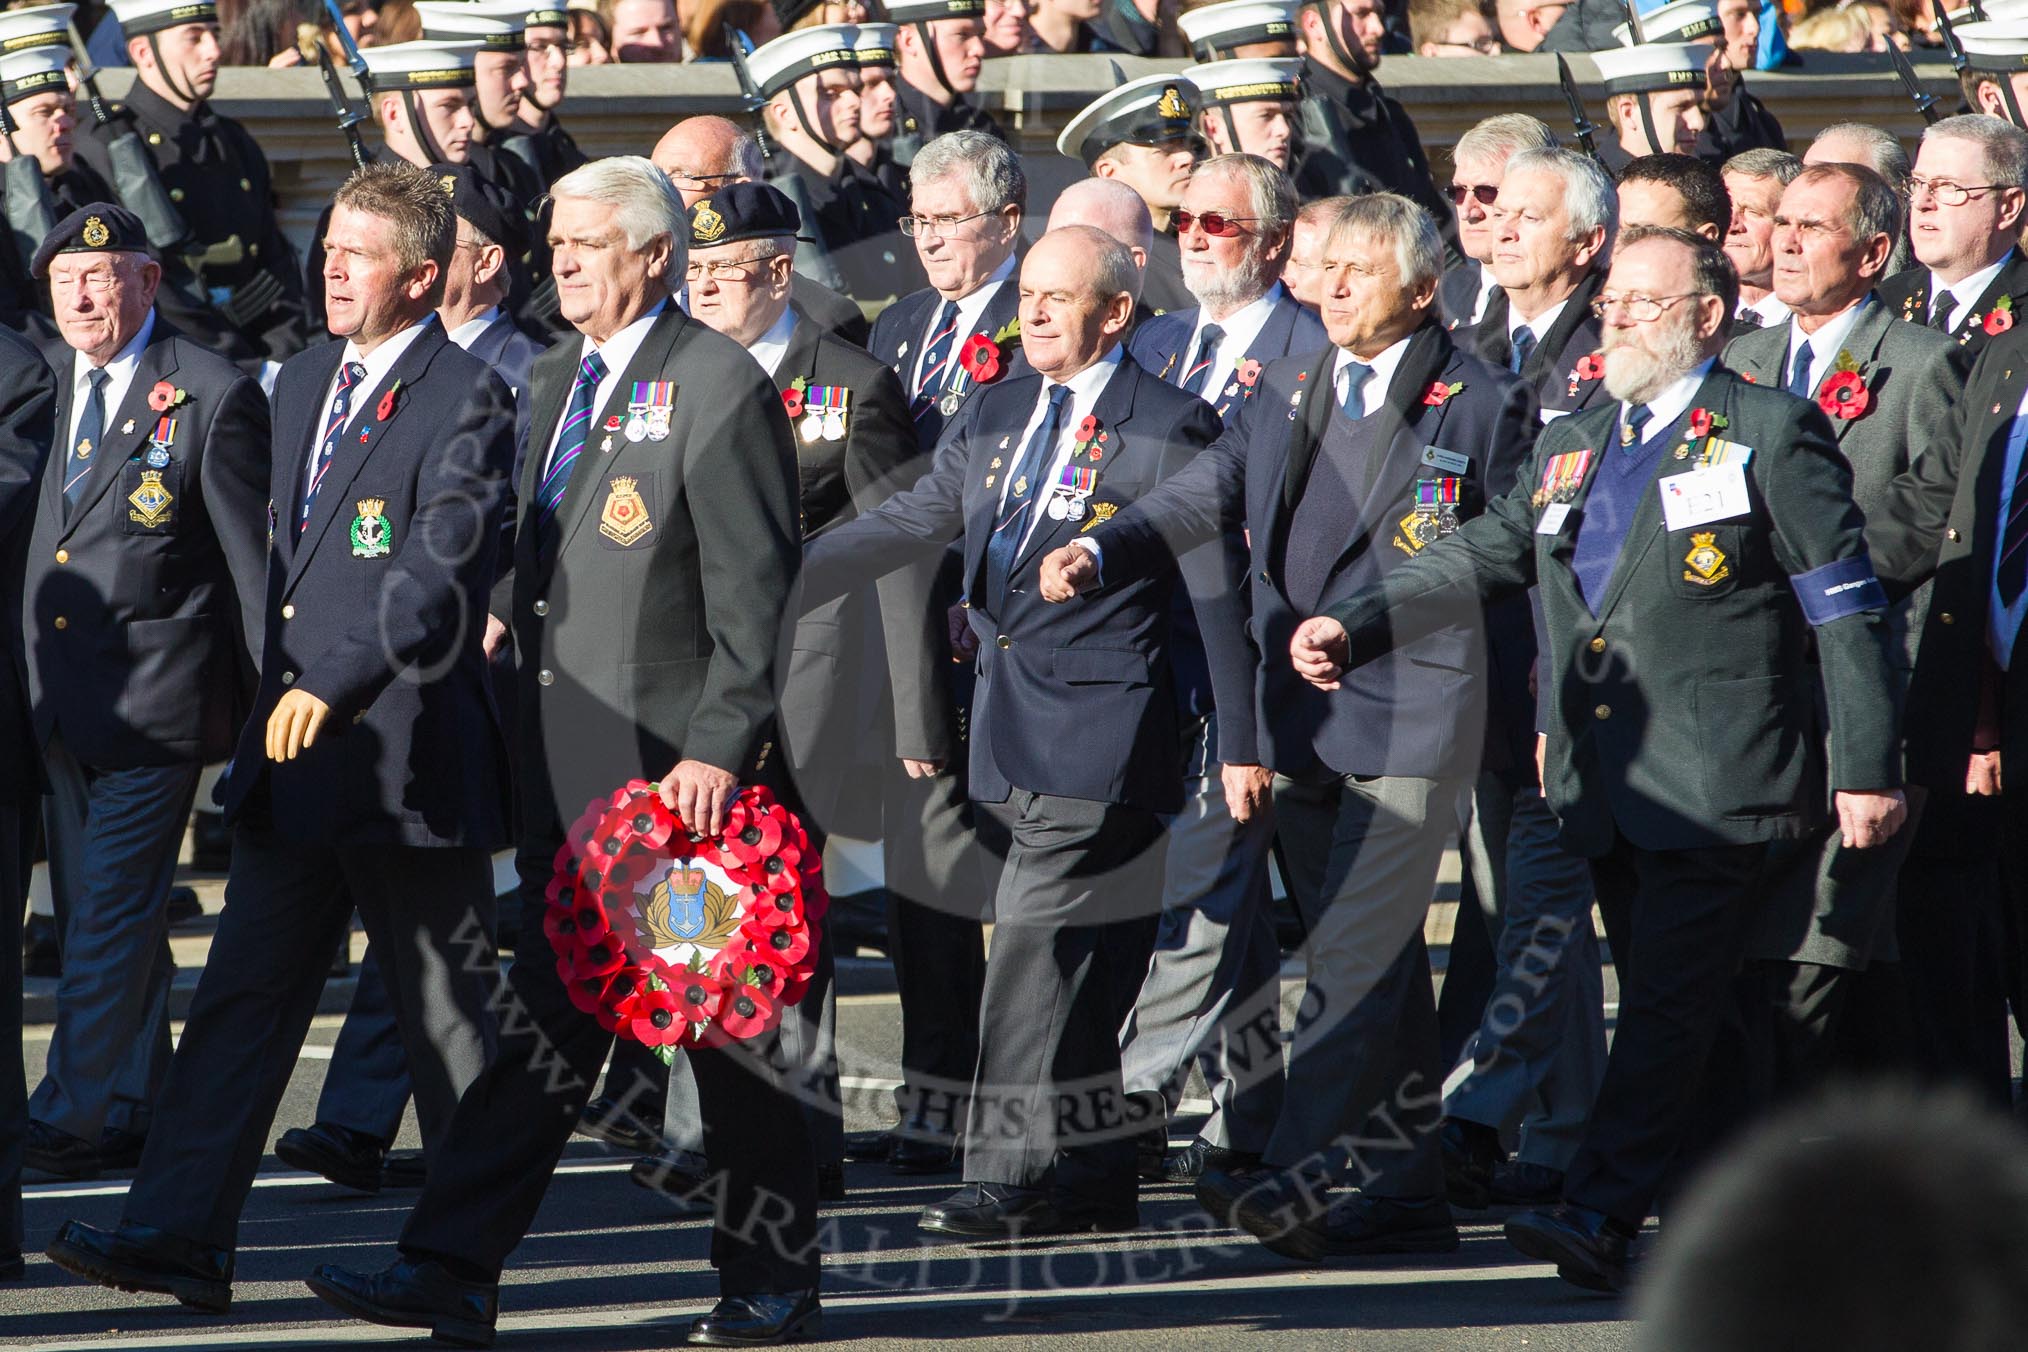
[
  {"x1": 630, "y1": 1148, "x2": 713, "y2": 1207},
  {"x1": 1195, "y1": 1165, "x2": 1271, "y2": 1228},
  {"x1": 276, "y1": 1122, "x2": 388, "y2": 1193},
  {"x1": 382, "y1": 1148, "x2": 428, "y2": 1189},
  {"x1": 1256, "y1": 1193, "x2": 1460, "y2": 1264},
  {"x1": 0, "y1": 1248, "x2": 23, "y2": 1281},
  {"x1": 686, "y1": 1288, "x2": 821, "y2": 1346},
  {"x1": 842, "y1": 1130, "x2": 894, "y2": 1164},
  {"x1": 1505, "y1": 1203, "x2": 1634, "y2": 1293},
  {"x1": 817, "y1": 1162, "x2": 846, "y2": 1202},
  {"x1": 1489, "y1": 1161, "x2": 1565, "y2": 1206},
  {"x1": 25, "y1": 1120, "x2": 101, "y2": 1180},
  {"x1": 96, "y1": 1125, "x2": 146, "y2": 1172},
  {"x1": 1162, "y1": 1139, "x2": 1260, "y2": 1184},
  {"x1": 21, "y1": 913, "x2": 58, "y2": 978},
  {"x1": 919, "y1": 1183, "x2": 1059, "y2": 1238},
  {"x1": 166, "y1": 886, "x2": 203, "y2": 926},
  {"x1": 576, "y1": 1094, "x2": 664, "y2": 1153},
  {"x1": 1441, "y1": 1118, "x2": 1503, "y2": 1211},
  {"x1": 888, "y1": 1133, "x2": 957, "y2": 1176},
  {"x1": 190, "y1": 811, "x2": 232, "y2": 872},
  {"x1": 46, "y1": 1219, "x2": 233, "y2": 1312},
  {"x1": 306, "y1": 1257, "x2": 499, "y2": 1347}
]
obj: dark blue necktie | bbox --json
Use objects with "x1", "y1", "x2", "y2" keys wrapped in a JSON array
[
  {"x1": 912, "y1": 300, "x2": 961, "y2": 418},
  {"x1": 1511, "y1": 324, "x2": 1536, "y2": 374},
  {"x1": 984, "y1": 383, "x2": 1070, "y2": 602},
  {"x1": 300, "y1": 359, "x2": 365, "y2": 533},
  {"x1": 1620, "y1": 403, "x2": 1652, "y2": 452},
  {"x1": 1180, "y1": 324, "x2": 1224, "y2": 396},
  {"x1": 63, "y1": 368, "x2": 110, "y2": 517},
  {"x1": 1787, "y1": 343, "x2": 1813, "y2": 399}
]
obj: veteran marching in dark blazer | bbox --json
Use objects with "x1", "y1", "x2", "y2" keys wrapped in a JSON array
[
  {"x1": 0, "y1": 318, "x2": 58, "y2": 1282},
  {"x1": 1050, "y1": 194, "x2": 1535, "y2": 1261},
  {"x1": 19, "y1": 207, "x2": 269, "y2": 1185},
  {"x1": 806, "y1": 225, "x2": 1222, "y2": 1238},
  {"x1": 46, "y1": 165, "x2": 514, "y2": 1314},
  {"x1": 1876, "y1": 251, "x2": 2028, "y2": 360},
  {"x1": 306, "y1": 158, "x2": 823, "y2": 1350},
  {"x1": 75, "y1": 0, "x2": 311, "y2": 367},
  {"x1": 847, "y1": 129, "x2": 1029, "y2": 1176},
  {"x1": 1718, "y1": 160, "x2": 1969, "y2": 1106},
  {"x1": 1295, "y1": 226, "x2": 1905, "y2": 1292}
]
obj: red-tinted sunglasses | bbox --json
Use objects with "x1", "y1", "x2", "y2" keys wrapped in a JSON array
[
  {"x1": 1447, "y1": 183, "x2": 1499, "y2": 207},
  {"x1": 1175, "y1": 210, "x2": 1259, "y2": 238}
]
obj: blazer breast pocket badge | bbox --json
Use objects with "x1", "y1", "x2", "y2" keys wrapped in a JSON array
[
  {"x1": 600, "y1": 474, "x2": 654, "y2": 546},
  {"x1": 1683, "y1": 532, "x2": 1731, "y2": 586},
  {"x1": 126, "y1": 467, "x2": 174, "y2": 530},
  {"x1": 351, "y1": 498, "x2": 393, "y2": 558}
]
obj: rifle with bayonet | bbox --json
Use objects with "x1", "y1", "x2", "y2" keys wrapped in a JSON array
[
  {"x1": 1555, "y1": 54, "x2": 1604, "y2": 166},
  {"x1": 1886, "y1": 38, "x2": 1940, "y2": 125},
  {"x1": 1934, "y1": 0, "x2": 2021, "y2": 126},
  {"x1": 0, "y1": 102, "x2": 55, "y2": 284},
  {"x1": 65, "y1": 15, "x2": 191, "y2": 255},
  {"x1": 302, "y1": 24, "x2": 372, "y2": 169}
]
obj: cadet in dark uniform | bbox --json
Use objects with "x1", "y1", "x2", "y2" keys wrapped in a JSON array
[
  {"x1": 750, "y1": 24, "x2": 925, "y2": 305},
  {"x1": 19, "y1": 205, "x2": 269, "y2": 1183},
  {"x1": 1607, "y1": 0, "x2": 1785, "y2": 162},
  {"x1": 1058, "y1": 74, "x2": 1202, "y2": 317},
  {"x1": 1591, "y1": 42, "x2": 1713, "y2": 175},
  {"x1": 490, "y1": 3, "x2": 587, "y2": 189},
  {"x1": 1287, "y1": 0, "x2": 1450, "y2": 246},
  {"x1": 0, "y1": 42, "x2": 119, "y2": 332},
  {"x1": 1187, "y1": 58, "x2": 1302, "y2": 171},
  {"x1": 48, "y1": 163, "x2": 513, "y2": 1312},
  {"x1": 887, "y1": 0, "x2": 1002, "y2": 167},
  {"x1": 1296, "y1": 225, "x2": 1906, "y2": 1292},
  {"x1": 75, "y1": 0, "x2": 309, "y2": 366}
]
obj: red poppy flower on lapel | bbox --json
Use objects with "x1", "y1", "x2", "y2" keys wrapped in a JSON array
[
  {"x1": 1817, "y1": 370, "x2": 1870, "y2": 420},
  {"x1": 376, "y1": 381, "x2": 401, "y2": 422},
  {"x1": 605, "y1": 415, "x2": 623, "y2": 431},
  {"x1": 781, "y1": 386, "x2": 805, "y2": 419},
  {"x1": 1688, "y1": 407, "x2": 1712, "y2": 439},
  {"x1": 1742, "y1": 373, "x2": 1757, "y2": 383},
  {"x1": 1076, "y1": 414, "x2": 1098, "y2": 443},
  {"x1": 147, "y1": 381, "x2": 184, "y2": 412},
  {"x1": 1574, "y1": 353, "x2": 1604, "y2": 381},
  {"x1": 1236, "y1": 358, "x2": 1263, "y2": 388},
  {"x1": 1422, "y1": 380, "x2": 1463, "y2": 407},
  {"x1": 958, "y1": 333, "x2": 1003, "y2": 383},
  {"x1": 1985, "y1": 297, "x2": 2015, "y2": 335}
]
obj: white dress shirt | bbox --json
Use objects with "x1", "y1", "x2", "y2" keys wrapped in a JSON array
[
  {"x1": 1507, "y1": 296, "x2": 1569, "y2": 369},
  {"x1": 1470, "y1": 269, "x2": 1501, "y2": 327},
  {"x1": 536, "y1": 299, "x2": 667, "y2": 482},
  {"x1": 303, "y1": 315, "x2": 433, "y2": 503},
  {"x1": 1332, "y1": 334, "x2": 1413, "y2": 417},
  {"x1": 1620, "y1": 357, "x2": 1716, "y2": 444},
  {"x1": 1784, "y1": 297, "x2": 1872, "y2": 397},
  {"x1": 746, "y1": 306, "x2": 799, "y2": 379},
  {"x1": 1992, "y1": 379, "x2": 2028, "y2": 667},
  {"x1": 1181, "y1": 284, "x2": 1287, "y2": 392},
  {"x1": 446, "y1": 306, "x2": 504, "y2": 351},
  {"x1": 1000, "y1": 346, "x2": 1122, "y2": 553},
  {"x1": 1932, "y1": 250, "x2": 2012, "y2": 333},
  {"x1": 67, "y1": 308, "x2": 156, "y2": 455},
  {"x1": 1739, "y1": 293, "x2": 1791, "y2": 329},
  {"x1": 914, "y1": 253, "x2": 1017, "y2": 393}
]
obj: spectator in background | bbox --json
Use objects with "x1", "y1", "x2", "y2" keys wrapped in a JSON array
[
  {"x1": 1789, "y1": 3, "x2": 1894, "y2": 54},
  {"x1": 222, "y1": 0, "x2": 311, "y2": 64},
  {"x1": 1411, "y1": 0, "x2": 1498, "y2": 55},
  {"x1": 1492, "y1": 0, "x2": 1564, "y2": 52},
  {"x1": 258, "y1": 0, "x2": 387, "y2": 65},
  {"x1": 687, "y1": 0, "x2": 777, "y2": 56},
  {"x1": 374, "y1": 0, "x2": 418, "y2": 45},
  {"x1": 783, "y1": 0, "x2": 873, "y2": 26},
  {"x1": 1721, "y1": 146, "x2": 1802, "y2": 329},
  {"x1": 1028, "y1": 0, "x2": 1112, "y2": 51},
  {"x1": 568, "y1": 4, "x2": 612, "y2": 62},
  {"x1": 982, "y1": 0, "x2": 1030, "y2": 53},
  {"x1": 603, "y1": 0, "x2": 681, "y2": 59}
]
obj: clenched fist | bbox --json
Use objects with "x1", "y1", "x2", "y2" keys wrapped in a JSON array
[
  {"x1": 1290, "y1": 616, "x2": 1350, "y2": 690},
  {"x1": 1040, "y1": 544, "x2": 1099, "y2": 602}
]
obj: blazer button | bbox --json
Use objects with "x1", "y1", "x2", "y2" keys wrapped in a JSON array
[
  {"x1": 1260, "y1": 570, "x2": 1272, "y2": 584},
  {"x1": 52, "y1": 616, "x2": 66, "y2": 630},
  {"x1": 281, "y1": 670, "x2": 295, "y2": 684},
  {"x1": 281, "y1": 604, "x2": 295, "y2": 619},
  {"x1": 1594, "y1": 703, "x2": 1611, "y2": 720},
  {"x1": 1588, "y1": 637, "x2": 1605, "y2": 653},
  {"x1": 1940, "y1": 612, "x2": 1955, "y2": 625},
  {"x1": 53, "y1": 549, "x2": 66, "y2": 564},
  {"x1": 539, "y1": 668, "x2": 555, "y2": 685},
  {"x1": 996, "y1": 635, "x2": 1011, "y2": 649},
  {"x1": 1947, "y1": 528, "x2": 1962, "y2": 543},
  {"x1": 533, "y1": 599, "x2": 549, "y2": 616}
]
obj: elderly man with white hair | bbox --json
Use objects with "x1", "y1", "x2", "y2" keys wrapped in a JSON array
[
  {"x1": 303, "y1": 155, "x2": 823, "y2": 1348},
  {"x1": 1438, "y1": 113, "x2": 1559, "y2": 331}
]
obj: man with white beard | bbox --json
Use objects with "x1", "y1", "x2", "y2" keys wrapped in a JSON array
[{"x1": 1292, "y1": 224, "x2": 1907, "y2": 1292}]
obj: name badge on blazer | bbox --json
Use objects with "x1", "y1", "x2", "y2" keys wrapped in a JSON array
[
  {"x1": 1420, "y1": 445, "x2": 1471, "y2": 475},
  {"x1": 1659, "y1": 464, "x2": 1751, "y2": 533}
]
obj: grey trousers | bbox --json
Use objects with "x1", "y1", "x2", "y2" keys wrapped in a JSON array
[
  {"x1": 122, "y1": 826, "x2": 499, "y2": 1249},
  {"x1": 1118, "y1": 714, "x2": 1283, "y2": 1152},
  {"x1": 33, "y1": 735, "x2": 198, "y2": 1140},
  {"x1": 1264, "y1": 769, "x2": 1463, "y2": 1197},
  {"x1": 1445, "y1": 772, "x2": 1606, "y2": 1169}
]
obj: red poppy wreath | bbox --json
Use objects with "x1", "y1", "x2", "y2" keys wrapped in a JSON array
[{"x1": 544, "y1": 782, "x2": 826, "y2": 1059}]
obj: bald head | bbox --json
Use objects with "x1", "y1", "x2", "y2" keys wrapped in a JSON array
[
  {"x1": 1047, "y1": 178, "x2": 1155, "y2": 267},
  {"x1": 652, "y1": 115, "x2": 763, "y2": 208}
]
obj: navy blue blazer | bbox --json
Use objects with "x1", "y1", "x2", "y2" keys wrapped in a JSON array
[
  {"x1": 869, "y1": 280, "x2": 1031, "y2": 453},
  {"x1": 803, "y1": 351, "x2": 1222, "y2": 812},
  {"x1": 1124, "y1": 287, "x2": 1329, "y2": 762},
  {"x1": 221, "y1": 319, "x2": 516, "y2": 849},
  {"x1": 1093, "y1": 324, "x2": 1538, "y2": 781},
  {"x1": 0, "y1": 323, "x2": 56, "y2": 808}
]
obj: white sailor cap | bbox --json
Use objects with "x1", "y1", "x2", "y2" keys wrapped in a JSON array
[
  {"x1": 1590, "y1": 42, "x2": 1707, "y2": 95},
  {"x1": 1611, "y1": 0, "x2": 1721, "y2": 45},
  {"x1": 360, "y1": 38, "x2": 482, "y2": 92},
  {"x1": 746, "y1": 25, "x2": 860, "y2": 99},
  {"x1": 415, "y1": 1, "x2": 529, "y2": 50},
  {"x1": 1955, "y1": 19, "x2": 2028, "y2": 71},
  {"x1": 1177, "y1": 0, "x2": 1300, "y2": 59},
  {"x1": 521, "y1": 1, "x2": 570, "y2": 30},
  {"x1": 107, "y1": 0, "x2": 217, "y2": 38},
  {"x1": 0, "y1": 43, "x2": 70, "y2": 105},
  {"x1": 0, "y1": 4, "x2": 73, "y2": 57},
  {"x1": 884, "y1": 0, "x2": 985, "y2": 22},
  {"x1": 852, "y1": 22, "x2": 898, "y2": 68},
  {"x1": 1057, "y1": 73, "x2": 1200, "y2": 165},
  {"x1": 1185, "y1": 57, "x2": 1300, "y2": 107}
]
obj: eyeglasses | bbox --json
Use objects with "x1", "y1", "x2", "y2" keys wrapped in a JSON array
[
  {"x1": 667, "y1": 170, "x2": 742, "y2": 188},
  {"x1": 1174, "y1": 209, "x2": 1258, "y2": 237},
  {"x1": 899, "y1": 209, "x2": 994, "y2": 237},
  {"x1": 1908, "y1": 174, "x2": 2007, "y2": 207},
  {"x1": 1590, "y1": 292, "x2": 1703, "y2": 322},
  {"x1": 684, "y1": 255, "x2": 777, "y2": 282},
  {"x1": 1447, "y1": 183, "x2": 1498, "y2": 207},
  {"x1": 1431, "y1": 36, "x2": 1501, "y2": 54},
  {"x1": 525, "y1": 37, "x2": 577, "y2": 57}
]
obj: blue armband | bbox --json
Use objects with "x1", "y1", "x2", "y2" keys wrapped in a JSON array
[{"x1": 1790, "y1": 556, "x2": 1886, "y2": 625}]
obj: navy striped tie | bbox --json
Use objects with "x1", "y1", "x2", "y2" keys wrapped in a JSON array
[{"x1": 536, "y1": 349, "x2": 608, "y2": 527}]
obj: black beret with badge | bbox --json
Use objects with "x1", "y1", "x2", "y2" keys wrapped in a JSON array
[
  {"x1": 431, "y1": 161, "x2": 531, "y2": 258},
  {"x1": 32, "y1": 202, "x2": 154, "y2": 279},
  {"x1": 689, "y1": 182, "x2": 802, "y2": 250}
]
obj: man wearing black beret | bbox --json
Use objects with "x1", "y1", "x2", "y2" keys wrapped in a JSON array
[{"x1": 17, "y1": 204, "x2": 268, "y2": 1184}]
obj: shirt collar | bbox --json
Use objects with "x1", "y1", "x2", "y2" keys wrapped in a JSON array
[
  {"x1": 1510, "y1": 296, "x2": 1568, "y2": 342},
  {"x1": 77, "y1": 307, "x2": 154, "y2": 382},
  {"x1": 340, "y1": 314, "x2": 435, "y2": 393},
  {"x1": 1788, "y1": 295, "x2": 1873, "y2": 385},
  {"x1": 1042, "y1": 344, "x2": 1124, "y2": 410},
  {"x1": 950, "y1": 252, "x2": 1018, "y2": 329},
  {"x1": 746, "y1": 305, "x2": 800, "y2": 379},
  {"x1": 1625, "y1": 356, "x2": 1716, "y2": 437},
  {"x1": 1191, "y1": 284, "x2": 1285, "y2": 362},
  {"x1": 1933, "y1": 249, "x2": 2013, "y2": 320},
  {"x1": 1332, "y1": 332, "x2": 1413, "y2": 411},
  {"x1": 579, "y1": 298, "x2": 668, "y2": 376},
  {"x1": 446, "y1": 306, "x2": 504, "y2": 351},
  {"x1": 1742, "y1": 293, "x2": 1791, "y2": 326}
]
